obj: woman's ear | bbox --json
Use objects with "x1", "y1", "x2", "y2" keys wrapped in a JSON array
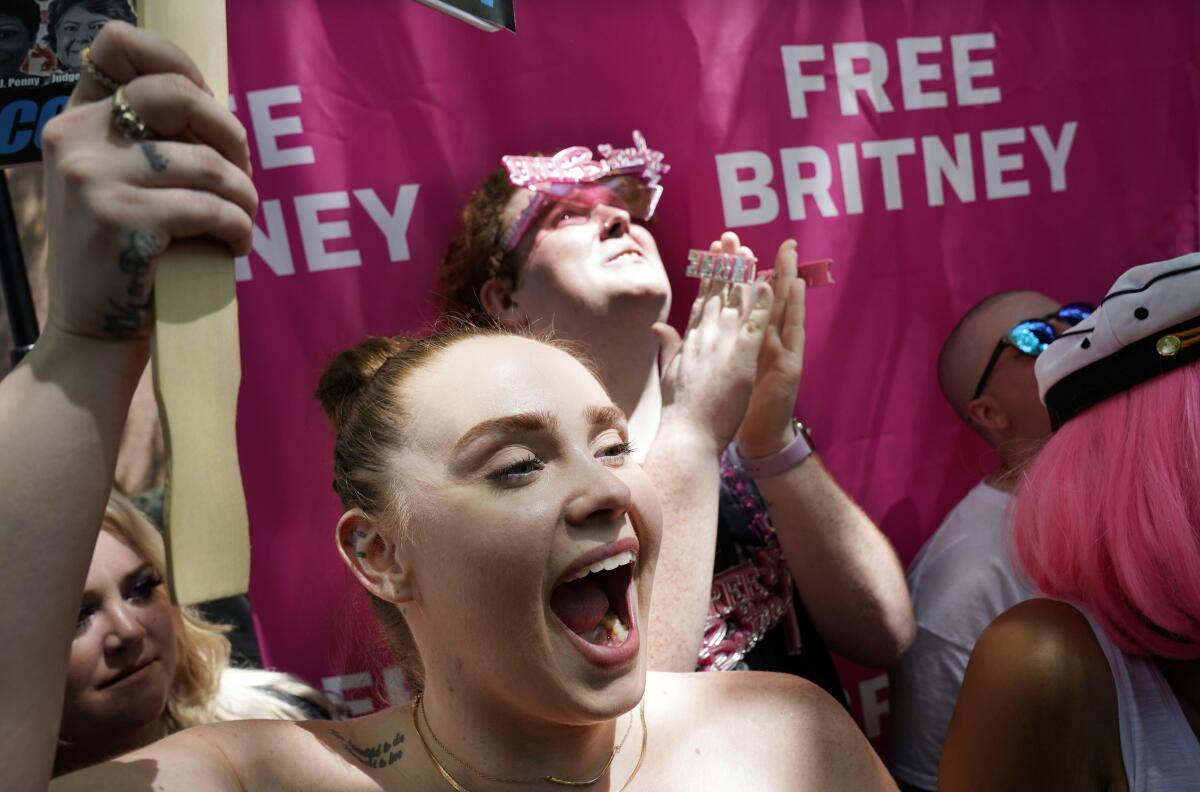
[
  {"x1": 336, "y1": 509, "x2": 414, "y2": 604},
  {"x1": 480, "y1": 276, "x2": 527, "y2": 329}
]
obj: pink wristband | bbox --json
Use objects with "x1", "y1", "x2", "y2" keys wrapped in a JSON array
[{"x1": 734, "y1": 419, "x2": 815, "y2": 479}]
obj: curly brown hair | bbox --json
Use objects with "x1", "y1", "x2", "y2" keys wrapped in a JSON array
[{"x1": 438, "y1": 166, "x2": 523, "y2": 322}]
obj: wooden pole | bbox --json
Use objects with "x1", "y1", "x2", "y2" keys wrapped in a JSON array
[{"x1": 140, "y1": 0, "x2": 249, "y2": 605}]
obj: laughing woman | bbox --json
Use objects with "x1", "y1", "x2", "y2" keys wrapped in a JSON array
[{"x1": 0, "y1": 22, "x2": 894, "y2": 792}]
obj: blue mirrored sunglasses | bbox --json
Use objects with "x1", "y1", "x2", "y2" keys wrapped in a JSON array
[{"x1": 971, "y1": 302, "x2": 1094, "y2": 400}]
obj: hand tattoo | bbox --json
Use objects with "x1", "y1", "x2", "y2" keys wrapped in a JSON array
[
  {"x1": 140, "y1": 142, "x2": 168, "y2": 173},
  {"x1": 328, "y1": 729, "x2": 406, "y2": 770},
  {"x1": 102, "y1": 230, "x2": 161, "y2": 337}
]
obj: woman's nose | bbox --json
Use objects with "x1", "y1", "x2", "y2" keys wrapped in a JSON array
[
  {"x1": 564, "y1": 455, "x2": 633, "y2": 530},
  {"x1": 102, "y1": 603, "x2": 147, "y2": 653}
]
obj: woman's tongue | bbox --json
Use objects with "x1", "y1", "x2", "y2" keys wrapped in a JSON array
[{"x1": 550, "y1": 576, "x2": 610, "y2": 636}]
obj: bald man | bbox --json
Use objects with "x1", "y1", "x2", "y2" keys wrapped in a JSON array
[{"x1": 889, "y1": 290, "x2": 1077, "y2": 792}]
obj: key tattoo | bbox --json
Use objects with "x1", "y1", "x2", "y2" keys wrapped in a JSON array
[{"x1": 101, "y1": 230, "x2": 161, "y2": 337}]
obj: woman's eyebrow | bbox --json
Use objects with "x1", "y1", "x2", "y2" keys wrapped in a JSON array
[
  {"x1": 453, "y1": 410, "x2": 558, "y2": 453},
  {"x1": 586, "y1": 405, "x2": 628, "y2": 432}
]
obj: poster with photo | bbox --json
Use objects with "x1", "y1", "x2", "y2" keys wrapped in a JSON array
[{"x1": 0, "y1": 0, "x2": 137, "y2": 168}]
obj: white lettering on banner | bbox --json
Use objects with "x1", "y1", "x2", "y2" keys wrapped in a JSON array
[
  {"x1": 780, "y1": 146, "x2": 837, "y2": 220},
  {"x1": 246, "y1": 86, "x2": 316, "y2": 170},
  {"x1": 319, "y1": 667, "x2": 414, "y2": 715},
  {"x1": 861, "y1": 138, "x2": 916, "y2": 210},
  {"x1": 724, "y1": 32, "x2": 1072, "y2": 227},
  {"x1": 981, "y1": 127, "x2": 1030, "y2": 200},
  {"x1": 1031, "y1": 122, "x2": 1078, "y2": 192},
  {"x1": 923, "y1": 133, "x2": 976, "y2": 206},
  {"x1": 833, "y1": 42, "x2": 894, "y2": 116},
  {"x1": 229, "y1": 85, "x2": 426, "y2": 281},
  {"x1": 354, "y1": 185, "x2": 421, "y2": 263},
  {"x1": 951, "y1": 33, "x2": 1002, "y2": 106},
  {"x1": 779, "y1": 45, "x2": 826, "y2": 120},
  {"x1": 781, "y1": 33, "x2": 1000, "y2": 117},
  {"x1": 234, "y1": 200, "x2": 294, "y2": 281},
  {"x1": 897, "y1": 36, "x2": 948, "y2": 110},
  {"x1": 236, "y1": 185, "x2": 422, "y2": 281},
  {"x1": 837, "y1": 142, "x2": 863, "y2": 214},
  {"x1": 296, "y1": 191, "x2": 361, "y2": 272},
  {"x1": 859, "y1": 673, "x2": 890, "y2": 739},
  {"x1": 714, "y1": 151, "x2": 779, "y2": 227},
  {"x1": 715, "y1": 122, "x2": 1079, "y2": 228},
  {"x1": 321, "y1": 672, "x2": 375, "y2": 716}
]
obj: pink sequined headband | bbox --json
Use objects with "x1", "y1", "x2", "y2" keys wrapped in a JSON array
[{"x1": 499, "y1": 130, "x2": 670, "y2": 252}]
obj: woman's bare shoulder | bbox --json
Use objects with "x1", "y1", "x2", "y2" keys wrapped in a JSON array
[
  {"x1": 962, "y1": 598, "x2": 1116, "y2": 709},
  {"x1": 645, "y1": 671, "x2": 895, "y2": 791},
  {"x1": 52, "y1": 714, "x2": 407, "y2": 792},
  {"x1": 649, "y1": 668, "x2": 851, "y2": 726},
  {"x1": 939, "y1": 598, "x2": 1123, "y2": 791}
]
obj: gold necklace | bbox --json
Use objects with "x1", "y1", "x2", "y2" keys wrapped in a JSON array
[
  {"x1": 411, "y1": 694, "x2": 647, "y2": 791},
  {"x1": 420, "y1": 693, "x2": 634, "y2": 785}
]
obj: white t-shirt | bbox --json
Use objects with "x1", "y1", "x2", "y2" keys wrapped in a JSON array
[{"x1": 889, "y1": 481, "x2": 1032, "y2": 790}]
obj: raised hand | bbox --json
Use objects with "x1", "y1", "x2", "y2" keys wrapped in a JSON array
[
  {"x1": 43, "y1": 21, "x2": 255, "y2": 343},
  {"x1": 652, "y1": 232, "x2": 773, "y2": 452},
  {"x1": 736, "y1": 238, "x2": 806, "y2": 458}
]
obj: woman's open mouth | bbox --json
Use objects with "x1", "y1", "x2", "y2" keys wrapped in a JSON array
[{"x1": 549, "y1": 541, "x2": 640, "y2": 667}]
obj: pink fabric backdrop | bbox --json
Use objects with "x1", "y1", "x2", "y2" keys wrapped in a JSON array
[{"x1": 225, "y1": 0, "x2": 1200, "y2": 745}]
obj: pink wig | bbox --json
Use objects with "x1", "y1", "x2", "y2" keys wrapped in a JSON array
[{"x1": 1013, "y1": 363, "x2": 1200, "y2": 659}]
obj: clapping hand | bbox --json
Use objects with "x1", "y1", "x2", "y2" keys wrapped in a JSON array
[
  {"x1": 735, "y1": 238, "x2": 806, "y2": 458},
  {"x1": 651, "y1": 232, "x2": 773, "y2": 452}
]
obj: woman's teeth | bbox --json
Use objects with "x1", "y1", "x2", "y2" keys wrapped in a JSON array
[
  {"x1": 585, "y1": 613, "x2": 631, "y2": 646},
  {"x1": 564, "y1": 550, "x2": 636, "y2": 582}
]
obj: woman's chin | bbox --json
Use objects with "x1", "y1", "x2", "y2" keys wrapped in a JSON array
[{"x1": 549, "y1": 659, "x2": 647, "y2": 726}]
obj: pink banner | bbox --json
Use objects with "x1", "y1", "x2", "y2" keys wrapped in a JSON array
[{"x1": 226, "y1": 0, "x2": 1200, "y2": 745}]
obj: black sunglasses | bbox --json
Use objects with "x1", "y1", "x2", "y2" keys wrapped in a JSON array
[{"x1": 971, "y1": 303, "x2": 1094, "y2": 400}]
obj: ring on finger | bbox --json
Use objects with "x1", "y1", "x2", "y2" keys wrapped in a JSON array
[
  {"x1": 112, "y1": 85, "x2": 149, "y2": 141},
  {"x1": 82, "y1": 47, "x2": 122, "y2": 93}
]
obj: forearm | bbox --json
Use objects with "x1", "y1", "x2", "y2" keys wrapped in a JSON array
[
  {"x1": 641, "y1": 416, "x2": 722, "y2": 672},
  {"x1": 0, "y1": 329, "x2": 148, "y2": 790},
  {"x1": 758, "y1": 455, "x2": 914, "y2": 666}
]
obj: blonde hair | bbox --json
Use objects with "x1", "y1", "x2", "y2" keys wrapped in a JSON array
[
  {"x1": 102, "y1": 492, "x2": 229, "y2": 732},
  {"x1": 101, "y1": 492, "x2": 333, "y2": 729}
]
